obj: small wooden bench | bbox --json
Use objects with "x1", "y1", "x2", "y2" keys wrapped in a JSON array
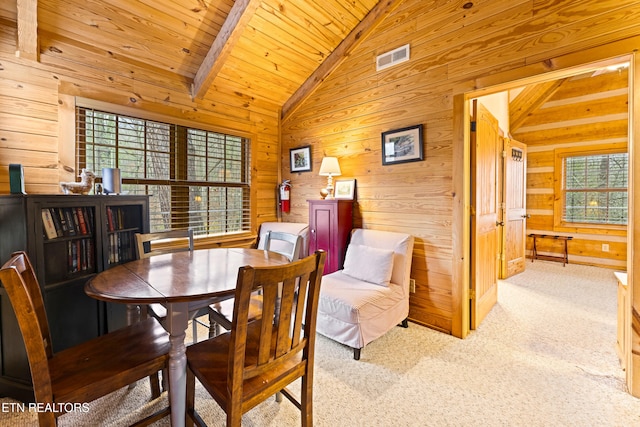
[{"x1": 528, "y1": 234, "x2": 573, "y2": 266}]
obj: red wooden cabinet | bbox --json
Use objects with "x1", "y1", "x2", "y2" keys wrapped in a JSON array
[{"x1": 308, "y1": 199, "x2": 352, "y2": 274}]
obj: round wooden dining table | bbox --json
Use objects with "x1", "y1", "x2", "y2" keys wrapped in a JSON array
[{"x1": 85, "y1": 247, "x2": 289, "y2": 427}]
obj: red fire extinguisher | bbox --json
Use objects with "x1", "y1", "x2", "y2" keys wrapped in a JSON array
[{"x1": 279, "y1": 180, "x2": 291, "y2": 213}]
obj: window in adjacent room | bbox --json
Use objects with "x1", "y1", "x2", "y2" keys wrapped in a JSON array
[
  {"x1": 554, "y1": 144, "x2": 628, "y2": 230},
  {"x1": 76, "y1": 107, "x2": 251, "y2": 237}
]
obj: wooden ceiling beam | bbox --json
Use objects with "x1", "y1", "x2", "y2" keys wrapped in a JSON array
[
  {"x1": 509, "y1": 79, "x2": 567, "y2": 132},
  {"x1": 281, "y1": 0, "x2": 404, "y2": 120},
  {"x1": 191, "y1": 0, "x2": 261, "y2": 100},
  {"x1": 16, "y1": 0, "x2": 38, "y2": 61}
]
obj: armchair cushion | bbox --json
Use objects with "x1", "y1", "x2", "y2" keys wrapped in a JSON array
[
  {"x1": 343, "y1": 244, "x2": 394, "y2": 287},
  {"x1": 318, "y1": 272, "x2": 397, "y2": 323}
]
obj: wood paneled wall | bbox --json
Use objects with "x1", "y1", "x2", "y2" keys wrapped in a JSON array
[
  {"x1": 281, "y1": 0, "x2": 640, "y2": 333},
  {"x1": 0, "y1": 20, "x2": 280, "y2": 233},
  {"x1": 512, "y1": 69, "x2": 629, "y2": 270},
  {"x1": 2, "y1": 0, "x2": 640, "y2": 335}
]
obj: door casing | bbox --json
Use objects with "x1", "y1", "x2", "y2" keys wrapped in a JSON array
[{"x1": 453, "y1": 52, "x2": 635, "y2": 395}]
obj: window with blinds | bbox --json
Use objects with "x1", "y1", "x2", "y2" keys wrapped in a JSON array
[
  {"x1": 562, "y1": 152, "x2": 628, "y2": 225},
  {"x1": 76, "y1": 107, "x2": 251, "y2": 236}
]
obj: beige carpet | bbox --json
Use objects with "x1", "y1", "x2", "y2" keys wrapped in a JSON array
[{"x1": 2, "y1": 260, "x2": 640, "y2": 426}]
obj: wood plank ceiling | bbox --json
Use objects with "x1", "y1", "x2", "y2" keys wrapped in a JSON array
[{"x1": 2, "y1": 0, "x2": 393, "y2": 117}]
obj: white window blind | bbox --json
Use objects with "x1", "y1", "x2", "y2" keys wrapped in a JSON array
[
  {"x1": 76, "y1": 107, "x2": 251, "y2": 236},
  {"x1": 563, "y1": 153, "x2": 627, "y2": 225}
]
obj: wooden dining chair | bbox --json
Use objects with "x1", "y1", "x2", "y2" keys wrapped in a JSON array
[
  {"x1": 135, "y1": 229, "x2": 214, "y2": 342},
  {"x1": 262, "y1": 230, "x2": 304, "y2": 262},
  {"x1": 0, "y1": 251, "x2": 170, "y2": 427},
  {"x1": 207, "y1": 231, "x2": 304, "y2": 334},
  {"x1": 186, "y1": 250, "x2": 326, "y2": 427},
  {"x1": 135, "y1": 228, "x2": 195, "y2": 258}
]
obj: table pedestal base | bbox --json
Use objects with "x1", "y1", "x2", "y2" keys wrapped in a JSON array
[{"x1": 167, "y1": 302, "x2": 189, "y2": 427}]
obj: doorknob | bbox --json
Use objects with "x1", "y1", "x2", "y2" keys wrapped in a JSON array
[{"x1": 496, "y1": 221, "x2": 504, "y2": 226}]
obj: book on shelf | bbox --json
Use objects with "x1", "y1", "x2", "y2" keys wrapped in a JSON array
[
  {"x1": 49, "y1": 208, "x2": 64, "y2": 237},
  {"x1": 106, "y1": 206, "x2": 129, "y2": 232},
  {"x1": 108, "y1": 233, "x2": 117, "y2": 264},
  {"x1": 66, "y1": 238, "x2": 94, "y2": 274},
  {"x1": 55, "y1": 208, "x2": 68, "y2": 236},
  {"x1": 64, "y1": 208, "x2": 77, "y2": 236},
  {"x1": 41, "y1": 209, "x2": 58, "y2": 240},
  {"x1": 106, "y1": 207, "x2": 115, "y2": 232},
  {"x1": 83, "y1": 207, "x2": 93, "y2": 235},
  {"x1": 68, "y1": 240, "x2": 77, "y2": 273},
  {"x1": 116, "y1": 208, "x2": 124, "y2": 229},
  {"x1": 87, "y1": 208, "x2": 95, "y2": 233},
  {"x1": 87, "y1": 239, "x2": 94, "y2": 270},
  {"x1": 44, "y1": 207, "x2": 99, "y2": 239},
  {"x1": 106, "y1": 229, "x2": 139, "y2": 265},
  {"x1": 75, "y1": 207, "x2": 88, "y2": 235}
]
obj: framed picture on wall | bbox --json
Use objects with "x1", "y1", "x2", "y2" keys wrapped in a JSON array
[
  {"x1": 334, "y1": 179, "x2": 356, "y2": 200},
  {"x1": 381, "y1": 124, "x2": 424, "y2": 165},
  {"x1": 290, "y1": 146, "x2": 312, "y2": 172}
]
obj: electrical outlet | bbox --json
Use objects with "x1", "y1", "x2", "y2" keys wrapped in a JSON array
[
  {"x1": 409, "y1": 278, "x2": 416, "y2": 293},
  {"x1": 602, "y1": 243, "x2": 610, "y2": 252}
]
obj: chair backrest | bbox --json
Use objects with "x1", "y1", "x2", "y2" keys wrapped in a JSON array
[
  {"x1": 0, "y1": 251, "x2": 54, "y2": 404},
  {"x1": 263, "y1": 231, "x2": 303, "y2": 261},
  {"x1": 349, "y1": 229, "x2": 415, "y2": 294},
  {"x1": 135, "y1": 229, "x2": 194, "y2": 259},
  {"x1": 228, "y1": 250, "x2": 326, "y2": 393},
  {"x1": 257, "y1": 222, "x2": 309, "y2": 257}
]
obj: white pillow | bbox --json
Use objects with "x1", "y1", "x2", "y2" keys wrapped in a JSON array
[{"x1": 342, "y1": 244, "x2": 394, "y2": 287}]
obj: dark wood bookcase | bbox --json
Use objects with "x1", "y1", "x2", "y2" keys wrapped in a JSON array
[{"x1": 0, "y1": 194, "x2": 149, "y2": 402}]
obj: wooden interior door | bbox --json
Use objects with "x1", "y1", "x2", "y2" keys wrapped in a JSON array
[
  {"x1": 503, "y1": 138, "x2": 528, "y2": 278},
  {"x1": 470, "y1": 101, "x2": 501, "y2": 330}
]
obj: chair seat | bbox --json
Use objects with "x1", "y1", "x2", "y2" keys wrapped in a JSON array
[
  {"x1": 187, "y1": 321, "x2": 304, "y2": 411},
  {"x1": 50, "y1": 317, "x2": 170, "y2": 404},
  {"x1": 318, "y1": 272, "x2": 397, "y2": 324}
]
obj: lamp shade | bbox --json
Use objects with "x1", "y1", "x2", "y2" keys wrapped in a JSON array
[{"x1": 319, "y1": 157, "x2": 342, "y2": 176}]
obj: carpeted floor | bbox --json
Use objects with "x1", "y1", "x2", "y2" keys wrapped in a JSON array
[{"x1": 2, "y1": 260, "x2": 640, "y2": 426}]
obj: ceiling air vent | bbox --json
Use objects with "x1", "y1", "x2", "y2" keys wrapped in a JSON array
[{"x1": 376, "y1": 44, "x2": 410, "y2": 71}]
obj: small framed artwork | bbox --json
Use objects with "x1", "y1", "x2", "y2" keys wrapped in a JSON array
[
  {"x1": 381, "y1": 124, "x2": 424, "y2": 165},
  {"x1": 290, "y1": 145, "x2": 312, "y2": 172},
  {"x1": 334, "y1": 179, "x2": 356, "y2": 200}
]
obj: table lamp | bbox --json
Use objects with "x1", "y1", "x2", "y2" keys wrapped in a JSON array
[{"x1": 319, "y1": 157, "x2": 342, "y2": 199}]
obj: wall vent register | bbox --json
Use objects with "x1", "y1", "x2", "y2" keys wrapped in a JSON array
[{"x1": 376, "y1": 44, "x2": 410, "y2": 71}]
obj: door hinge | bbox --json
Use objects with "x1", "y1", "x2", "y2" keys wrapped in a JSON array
[
  {"x1": 469, "y1": 289, "x2": 476, "y2": 300},
  {"x1": 502, "y1": 150, "x2": 507, "y2": 158},
  {"x1": 470, "y1": 121, "x2": 476, "y2": 132}
]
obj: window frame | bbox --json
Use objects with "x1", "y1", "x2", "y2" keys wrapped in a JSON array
[
  {"x1": 73, "y1": 99, "x2": 256, "y2": 239},
  {"x1": 553, "y1": 143, "x2": 628, "y2": 234}
]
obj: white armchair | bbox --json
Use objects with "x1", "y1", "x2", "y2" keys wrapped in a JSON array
[{"x1": 316, "y1": 228, "x2": 414, "y2": 360}]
